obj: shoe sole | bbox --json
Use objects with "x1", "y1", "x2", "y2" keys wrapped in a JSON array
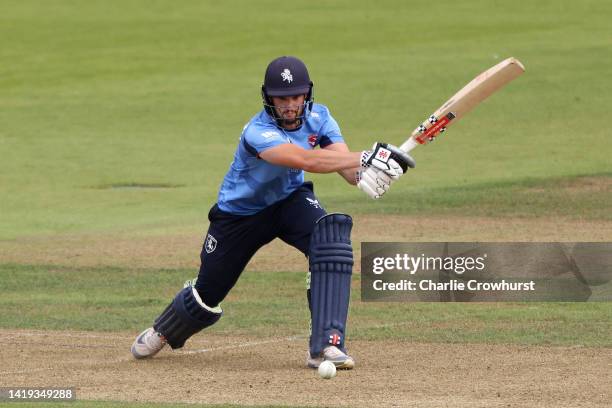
[
  {"x1": 307, "y1": 359, "x2": 355, "y2": 370},
  {"x1": 334, "y1": 359, "x2": 355, "y2": 370}
]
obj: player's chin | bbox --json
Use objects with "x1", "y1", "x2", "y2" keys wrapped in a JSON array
[{"x1": 281, "y1": 118, "x2": 299, "y2": 126}]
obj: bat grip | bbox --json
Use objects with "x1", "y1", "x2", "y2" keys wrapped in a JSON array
[{"x1": 399, "y1": 137, "x2": 419, "y2": 153}]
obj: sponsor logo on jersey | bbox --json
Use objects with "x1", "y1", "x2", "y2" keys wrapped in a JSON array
[
  {"x1": 308, "y1": 134, "x2": 318, "y2": 147},
  {"x1": 281, "y1": 69, "x2": 293, "y2": 83},
  {"x1": 205, "y1": 234, "x2": 217, "y2": 254}
]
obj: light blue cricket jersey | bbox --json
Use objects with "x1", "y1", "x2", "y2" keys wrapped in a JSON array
[{"x1": 217, "y1": 103, "x2": 344, "y2": 215}]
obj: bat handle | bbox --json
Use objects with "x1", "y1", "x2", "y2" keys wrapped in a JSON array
[{"x1": 399, "y1": 137, "x2": 419, "y2": 153}]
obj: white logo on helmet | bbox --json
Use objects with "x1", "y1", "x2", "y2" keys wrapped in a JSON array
[{"x1": 281, "y1": 69, "x2": 293, "y2": 83}]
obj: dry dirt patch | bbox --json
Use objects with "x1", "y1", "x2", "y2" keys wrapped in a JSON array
[{"x1": 1, "y1": 329, "x2": 610, "y2": 408}]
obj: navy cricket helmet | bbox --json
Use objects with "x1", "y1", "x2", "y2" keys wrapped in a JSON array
[{"x1": 261, "y1": 56, "x2": 314, "y2": 124}]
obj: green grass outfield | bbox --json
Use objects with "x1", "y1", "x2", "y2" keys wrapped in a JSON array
[
  {"x1": 2, "y1": 264, "x2": 611, "y2": 347},
  {"x1": 1, "y1": 0, "x2": 611, "y2": 238},
  {"x1": 1, "y1": 0, "x2": 611, "y2": 406}
]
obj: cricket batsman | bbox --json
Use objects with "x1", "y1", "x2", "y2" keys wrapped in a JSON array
[{"x1": 131, "y1": 56, "x2": 415, "y2": 369}]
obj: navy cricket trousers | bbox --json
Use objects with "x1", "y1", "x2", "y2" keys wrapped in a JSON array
[{"x1": 194, "y1": 182, "x2": 327, "y2": 307}]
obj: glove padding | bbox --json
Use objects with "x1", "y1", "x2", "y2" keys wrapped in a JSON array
[
  {"x1": 361, "y1": 142, "x2": 416, "y2": 180},
  {"x1": 357, "y1": 168, "x2": 394, "y2": 199}
]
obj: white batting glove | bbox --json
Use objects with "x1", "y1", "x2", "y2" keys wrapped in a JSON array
[
  {"x1": 360, "y1": 142, "x2": 415, "y2": 180},
  {"x1": 356, "y1": 167, "x2": 394, "y2": 199}
]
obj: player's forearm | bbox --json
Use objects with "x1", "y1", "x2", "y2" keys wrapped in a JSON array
[
  {"x1": 301, "y1": 150, "x2": 361, "y2": 173},
  {"x1": 338, "y1": 167, "x2": 360, "y2": 185},
  {"x1": 258, "y1": 143, "x2": 362, "y2": 174}
]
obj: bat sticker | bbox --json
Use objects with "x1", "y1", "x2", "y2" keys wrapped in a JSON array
[{"x1": 415, "y1": 112, "x2": 456, "y2": 144}]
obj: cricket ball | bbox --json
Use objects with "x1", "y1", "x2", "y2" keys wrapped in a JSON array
[{"x1": 318, "y1": 360, "x2": 336, "y2": 379}]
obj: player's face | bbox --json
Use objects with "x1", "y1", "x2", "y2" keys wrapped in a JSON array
[{"x1": 271, "y1": 94, "x2": 306, "y2": 129}]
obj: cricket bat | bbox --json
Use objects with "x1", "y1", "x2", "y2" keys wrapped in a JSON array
[{"x1": 399, "y1": 57, "x2": 525, "y2": 153}]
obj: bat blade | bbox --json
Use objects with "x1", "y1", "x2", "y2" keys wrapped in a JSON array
[{"x1": 400, "y1": 57, "x2": 525, "y2": 153}]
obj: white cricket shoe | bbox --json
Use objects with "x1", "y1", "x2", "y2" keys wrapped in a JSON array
[
  {"x1": 131, "y1": 328, "x2": 167, "y2": 359},
  {"x1": 307, "y1": 346, "x2": 355, "y2": 370}
]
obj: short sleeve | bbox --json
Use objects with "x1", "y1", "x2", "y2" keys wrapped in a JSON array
[
  {"x1": 318, "y1": 113, "x2": 344, "y2": 148},
  {"x1": 242, "y1": 126, "x2": 288, "y2": 155}
]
